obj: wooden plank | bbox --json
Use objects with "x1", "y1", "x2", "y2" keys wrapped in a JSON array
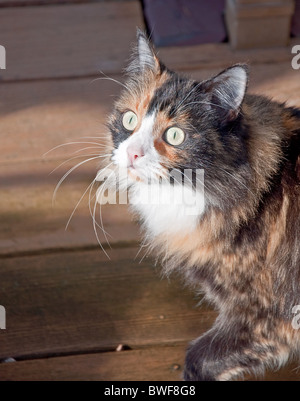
[
  {"x1": 0, "y1": 345, "x2": 299, "y2": 381},
  {"x1": 0, "y1": 1, "x2": 297, "y2": 82},
  {"x1": 0, "y1": 0, "x2": 136, "y2": 6},
  {"x1": 0, "y1": 76, "x2": 119, "y2": 164},
  {"x1": 0, "y1": 346, "x2": 186, "y2": 381},
  {"x1": 0, "y1": 160, "x2": 139, "y2": 256},
  {"x1": 0, "y1": 2, "x2": 144, "y2": 81},
  {"x1": 0, "y1": 63, "x2": 299, "y2": 256},
  {"x1": 159, "y1": 38, "x2": 299, "y2": 74},
  {"x1": 0, "y1": 248, "x2": 217, "y2": 360},
  {"x1": 0, "y1": 0, "x2": 135, "y2": 6},
  {"x1": 0, "y1": 0, "x2": 89, "y2": 6},
  {"x1": 1, "y1": 62, "x2": 300, "y2": 166}
]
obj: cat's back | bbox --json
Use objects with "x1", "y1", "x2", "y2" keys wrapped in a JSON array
[{"x1": 244, "y1": 94, "x2": 300, "y2": 182}]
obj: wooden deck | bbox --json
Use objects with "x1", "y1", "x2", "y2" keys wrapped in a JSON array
[{"x1": 0, "y1": 0, "x2": 300, "y2": 381}]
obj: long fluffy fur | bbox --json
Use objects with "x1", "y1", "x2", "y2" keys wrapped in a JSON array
[{"x1": 103, "y1": 31, "x2": 300, "y2": 381}]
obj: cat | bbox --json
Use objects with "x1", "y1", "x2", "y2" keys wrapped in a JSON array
[{"x1": 98, "y1": 30, "x2": 300, "y2": 381}]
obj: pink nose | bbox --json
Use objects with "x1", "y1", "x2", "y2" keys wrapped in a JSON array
[{"x1": 127, "y1": 145, "x2": 144, "y2": 166}]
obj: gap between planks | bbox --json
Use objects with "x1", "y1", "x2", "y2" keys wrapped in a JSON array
[
  {"x1": 0, "y1": 247, "x2": 217, "y2": 360},
  {"x1": 0, "y1": 343, "x2": 299, "y2": 381}
]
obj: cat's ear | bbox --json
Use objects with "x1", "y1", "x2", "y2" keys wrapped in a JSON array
[
  {"x1": 203, "y1": 65, "x2": 248, "y2": 125},
  {"x1": 137, "y1": 30, "x2": 157, "y2": 70},
  {"x1": 128, "y1": 29, "x2": 160, "y2": 75}
]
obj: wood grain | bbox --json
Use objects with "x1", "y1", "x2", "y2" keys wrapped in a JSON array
[
  {"x1": 160, "y1": 38, "x2": 299, "y2": 73},
  {"x1": 0, "y1": 160, "x2": 139, "y2": 256},
  {"x1": 0, "y1": 0, "x2": 133, "y2": 6},
  {"x1": 0, "y1": 346, "x2": 186, "y2": 381},
  {"x1": 1, "y1": 63, "x2": 300, "y2": 165},
  {"x1": 0, "y1": 1, "x2": 297, "y2": 82},
  {"x1": 0, "y1": 344, "x2": 299, "y2": 381},
  {"x1": 0, "y1": 76, "x2": 119, "y2": 164},
  {"x1": 1, "y1": 0, "x2": 300, "y2": 383},
  {"x1": 0, "y1": 1, "x2": 144, "y2": 81},
  {"x1": 0, "y1": 0, "x2": 136, "y2": 5},
  {"x1": 0, "y1": 247, "x2": 216, "y2": 360}
]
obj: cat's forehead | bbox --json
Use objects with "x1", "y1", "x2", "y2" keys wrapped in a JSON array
[{"x1": 117, "y1": 69, "x2": 196, "y2": 118}]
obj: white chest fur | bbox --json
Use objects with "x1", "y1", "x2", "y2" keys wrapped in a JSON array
[{"x1": 129, "y1": 181, "x2": 205, "y2": 238}]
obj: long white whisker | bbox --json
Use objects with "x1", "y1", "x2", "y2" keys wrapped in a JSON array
[
  {"x1": 72, "y1": 147, "x2": 111, "y2": 155},
  {"x1": 90, "y1": 75, "x2": 127, "y2": 90},
  {"x1": 52, "y1": 156, "x2": 101, "y2": 205},
  {"x1": 92, "y1": 70, "x2": 137, "y2": 99},
  {"x1": 65, "y1": 179, "x2": 96, "y2": 231},
  {"x1": 134, "y1": 239, "x2": 150, "y2": 261},
  {"x1": 49, "y1": 154, "x2": 104, "y2": 175},
  {"x1": 43, "y1": 141, "x2": 108, "y2": 157},
  {"x1": 79, "y1": 135, "x2": 108, "y2": 141},
  {"x1": 89, "y1": 162, "x2": 114, "y2": 235},
  {"x1": 138, "y1": 244, "x2": 152, "y2": 265},
  {"x1": 88, "y1": 177, "x2": 109, "y2": 234},
  {"x1": 88, "y1": 177, "x2": 112, "y2": 236},
  {"x1": 92, "y1": 191, "x2": 110, "y2": 259},
  {"x1": 98, "y1": 169, "x2": 116, "y2": 248}
]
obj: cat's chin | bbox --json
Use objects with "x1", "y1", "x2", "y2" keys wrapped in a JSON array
[{"x1": 127, "y1": 167, "x2": 147, "y2": 184}]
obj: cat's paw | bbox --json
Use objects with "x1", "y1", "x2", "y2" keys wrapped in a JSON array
[{"x1": 184, "y1": 343, "x2": 216, "y2": 381}]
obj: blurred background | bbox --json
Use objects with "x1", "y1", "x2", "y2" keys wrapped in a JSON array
[{"x1": 0, "y1": 0, "x2": 300, "y2": 381}]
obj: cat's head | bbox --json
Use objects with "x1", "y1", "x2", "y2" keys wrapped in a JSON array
[{"x1": 102, "y1": 30, "x2": 251, "y2": 212}]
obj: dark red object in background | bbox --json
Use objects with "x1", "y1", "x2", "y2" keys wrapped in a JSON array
[
  {"x1": 292, "y1": 0, "x2": 300, "y2": 37},
  {"x1": 143, "y1": 0, "x2": 226, "y2": 47}
]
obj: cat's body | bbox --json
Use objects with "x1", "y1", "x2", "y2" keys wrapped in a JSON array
[{"x1": 101, "y1": 31, "x2": 300, "y2": 380}]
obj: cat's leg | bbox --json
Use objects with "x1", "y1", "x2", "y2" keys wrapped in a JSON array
[{"x1": 184, "y1": 321, "x2": 290, "y2": 381}]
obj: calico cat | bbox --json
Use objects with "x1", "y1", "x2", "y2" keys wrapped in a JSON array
[{"x1": 99, "y1": 30, "x2": 300, "y2": 381}]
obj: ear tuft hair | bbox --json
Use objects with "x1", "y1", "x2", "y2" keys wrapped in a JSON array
[
  {"x1": 203, "y1": 65, "x2": 249, "y2": 125},
  {"x1": 137, "y1": 30, "x2": 157, "y2": 70},
  {"x1": 126, "y1": 29, "x2": 160, "y2": 75}
]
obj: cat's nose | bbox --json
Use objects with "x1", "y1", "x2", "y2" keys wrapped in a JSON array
[{"x1": 127, "y1": 145, "x2": 144, "y2": 167}]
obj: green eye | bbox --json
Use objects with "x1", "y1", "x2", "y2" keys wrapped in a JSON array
[
  {"x1": 165, "y1": 127, "x2": 185, "y2": 146},
  {"x1": 122, "y1": 111, "x2": 138, "y2": 131}
]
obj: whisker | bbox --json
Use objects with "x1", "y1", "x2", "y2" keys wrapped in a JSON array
[
  {"x1": 49, "y1": 154, "x2": 105, "y2": 175},
  {"x1": 43, "y1": 141, "x2": 109, "y2": 157},
  {"x1": 79, "y1": 135, "x2": 108, "y2": 141},
  {"x1": 72, "y1": 147, "x2": 111, "y2": 155},
  {"x1": 52, "y1": 156, "x2": 101, "y2": 205},
  {"x1": 88, "y1": 177, "x2": 109, "y2": 234},
  {"x1": 138, "y1": 244, "x2": 152, "y2": 264},
  {"x1": 92, "y1": 70, "x2": 137, "y2": 99},
  {"x1": 90, "y1": 73, "x2": 127, "y2": 90},
  {"x1": 65, "y1": 179, "x2": 96, "y2": 231},
  {"x1": 92, "y1": 190, "x2": 110, "y2": 259},
  {"x1": 134, "y1": 239, "x2": 149, "y2": 261},
  {"x1": 98, "y1": 169, "x2": 116, "y2": 248},
  {"x1": 88, "y1": 177, "x2": 112, "y2": 236},
  {"x1": 89, "y1": 162, "x2": 114, "y2": 235}
]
